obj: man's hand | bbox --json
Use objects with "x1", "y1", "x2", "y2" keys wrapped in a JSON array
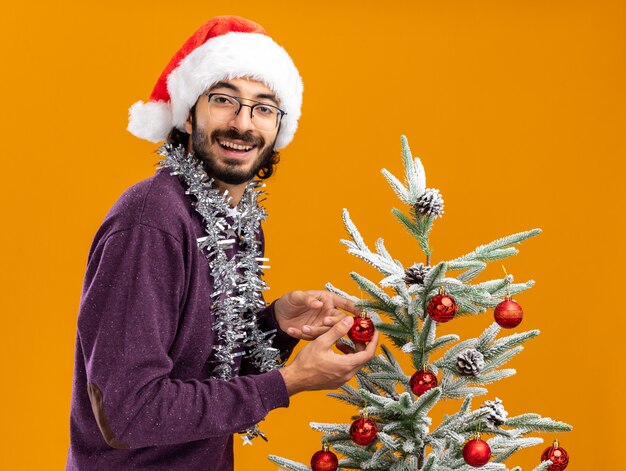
[
  {"x1": 279, "y1": 316, "x2": 379, "y2": 395},
  {"x1": 274, "y1": 290, "x2": 361, "y2": 340}
]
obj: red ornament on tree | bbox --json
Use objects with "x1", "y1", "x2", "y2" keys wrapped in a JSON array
[
  {"x1": 410, "y1": 367, "x2": 438, "y2": 396},
  {"x1": 494, "y1": 296, "x2": 523, "y2": 328},
  {"x1": 462, "y1": 435, "x2": 492, "y2": 468},
  {"x1": 311, "y1": 444, "x2": 339, "y2": 471},
  {"x1": 348, "y1": 312, "x2": 375, "y2": 343},
  {"x1": 349, "y1": 416, "x2": 378, "y2": 445},
  {"x1": 541, "y1": 439, "x2": 569, "y2": 470},
  {"x1": 427, "y1": 288, "x2": 457, "y2": 323}
]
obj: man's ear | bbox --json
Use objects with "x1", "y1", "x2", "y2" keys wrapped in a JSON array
[{"x1": 184, "y1": 114, "x2": 192, "y2": 134}]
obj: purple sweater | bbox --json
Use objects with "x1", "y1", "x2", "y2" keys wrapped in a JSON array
[{"x1": 65, "y1": 167, "x2": 298, "y2": 470}]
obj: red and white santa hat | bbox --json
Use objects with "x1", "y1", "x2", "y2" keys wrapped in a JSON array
[{"x1": 127, "y1": 16, "x2": 303, "y2": 150}]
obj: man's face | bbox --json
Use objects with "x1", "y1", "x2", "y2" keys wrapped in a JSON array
[{"x1": 186, "y1": 77, "x2": 280, "y2": 185}]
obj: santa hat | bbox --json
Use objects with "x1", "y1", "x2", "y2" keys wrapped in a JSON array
[{"x1": 127, "y1": 16, "x2": 303, "y2": 150}]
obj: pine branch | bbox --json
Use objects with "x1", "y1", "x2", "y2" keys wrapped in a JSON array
[
  {"x1": 333, "y1": 443, "x2": 373, "y2": 461},
  {"x1": 342, "y1": 208, "x2": 367, "y2": 250},
  {"x1": 423, "y1": 261, "x2": 447, "y2": 290},
  {"x1": 476, "y1": 323, "x2": 501, "y2": 352},
  {"x1": 451, "y1": 229, "x2": 542, "y2": 264},
  {"x1": 504, "y1": 414, "x2": 573, "y2": 433},
  {"x1": 355, "y1": 299, "x2": 397, "y2": 316},
  {"x1": 377, "y1": 431, "x2": 401, "y2": 450},
  {"x1": 327, "y1": 384, "x2": 367, "y2": 407},
  {"x1": 447, "y1": 260, "x2": 487, "y2": 283},
  {"x1": 356, "y1": 371, "x2": 383, "y2": 395},
  {"x1": 482, "y1": 346, "x2": 524, "y2": 373},
  {"x1": 381, "y1": 168, "x2": 412, "y2": 205},
  {"x1": 421, "y1": 454, "x2": 437, "y2": 471},
  {"x1": 415, "y1": 212, "x2": 435, "y2": 258},
  {"x1": 400, "y1": 135, "x2": 426, "y2": 200},
  {"x1": 361, "y1": 444, "x2": 396, "y2": 469},
  {"x1": 325, "y1": 282, "x2": 360, "y2": 302},
  {"x1": 392, "y1": 207, "x2": 426, "y2": 251},
  {"x1": 483, "y1": 330, "x2": 540, "y2": 360},
  {"x1": 470, "y1": 368, "x2": 517, "y2": 385},
  {"x1": 532, "y1": 461, "x2": 554, "y2": 471},
  {"x1": 350, "y1": 272, "x2": 396, "y2": 310},
  {"x1": 411, "y1": 387, "x2": 442, "y2": 418},
  {"x1": 346, "y1": 247, "x2": 403, "y2": 277},
  {"x1": 427, "y1": 334, "x2": 460, "y2": 356},
  {"x1": 414, "y1": 316, "x2": 437, "y2": 369},
  {"x1": 309, "y1": 422, "x2": 350, "y2": 434},
  {"x1": 267, "y1": 455, "x2": 311, "y2": 471}
]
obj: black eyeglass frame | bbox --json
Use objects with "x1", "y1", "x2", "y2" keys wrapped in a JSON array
[{"x1": 204, "y1": 92, "x2": 287, "y2": 128}]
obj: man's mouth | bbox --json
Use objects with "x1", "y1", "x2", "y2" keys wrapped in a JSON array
[{"x1": 218, "y1": 139, "x2": 257, "y2": 154}]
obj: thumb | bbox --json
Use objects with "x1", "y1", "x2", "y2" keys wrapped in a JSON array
[{"x1": 316, "y1": 315, "x2": 354, "y2": 349}]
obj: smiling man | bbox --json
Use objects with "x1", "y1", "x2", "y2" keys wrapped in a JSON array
[
  {"x1": 65, "y1": 16, "x2": 378, "y2": 471},
  {"x1": 189, "y1": 78, "x2": 281, "y2": 188}
]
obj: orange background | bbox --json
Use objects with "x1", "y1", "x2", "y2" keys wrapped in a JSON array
[{"x1": 1, "y1": 1, "x2": 624, "y2": 469}]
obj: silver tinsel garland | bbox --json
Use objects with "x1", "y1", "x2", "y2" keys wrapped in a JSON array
[{"x1": 157, "y1": 143, "x2": 282, "y2": 440}]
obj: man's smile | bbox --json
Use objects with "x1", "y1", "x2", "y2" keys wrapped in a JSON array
[{"x1": 216, "y1": 138, "x2": 258, "y2": 159}]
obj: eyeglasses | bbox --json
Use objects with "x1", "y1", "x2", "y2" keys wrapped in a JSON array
[{"x1": 204, "y1": 93, "x2": 286, "y2": 131}]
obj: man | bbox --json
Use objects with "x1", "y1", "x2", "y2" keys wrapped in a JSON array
[{"x1": 65, "y1": 16, "x2": 378, "y2": 470}]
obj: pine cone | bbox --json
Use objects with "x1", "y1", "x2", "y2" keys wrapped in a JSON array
[
  {"x1": 414, "y1": 188, "x2": 444, "y2": 218},
  {"x1": 480, "y1": 397, "x2": 508, "y2": 427},
  {"x1": 456, "y1": 349, "x2": 485, "y2": 376},
  {"x1": 404, "y1": 263, "x2": 431, "y2": 285}
]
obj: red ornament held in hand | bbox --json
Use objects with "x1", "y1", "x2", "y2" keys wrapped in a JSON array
[
  {"x1": 541, "y1": 439, "x2": 569, "y2": 470},
  {"x1": 494, "y1": 296, "x2": 523, "y2": 329},
  {"x1": 410, "y1": 367, "x2": 438, "y2": 396},
  {"x1": 349, "y1": 414, "x2": 378, "y2": 446},
  {"x1": 427, "y1": 287, "x2": 457, "y2": 323},
  {"x1": 348, "y1": 312, "x2": 375, "y2": 343},
  {"x1": 463, "y1": 434, "x2": 491, "y2": 467},
  {"x1": 311, "y1": 443, "x2": 339, "y2": 471}
]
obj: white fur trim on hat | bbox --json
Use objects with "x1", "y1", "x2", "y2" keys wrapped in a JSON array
[{"x1": 127, "y1": 100, "x2": 173, "y2": 143}]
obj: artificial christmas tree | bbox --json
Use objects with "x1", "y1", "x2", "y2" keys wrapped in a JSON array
[{"x1": 269, "y1": 136, "x2": 572, "y2": 470}]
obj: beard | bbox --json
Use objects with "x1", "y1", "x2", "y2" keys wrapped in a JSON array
[{"x1": 191, "y1": 122, "x2": 276, "y2": 185}]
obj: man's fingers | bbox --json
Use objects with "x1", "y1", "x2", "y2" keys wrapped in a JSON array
[
  {"x1": 316, "y1": 316, "x2": 354, "y2": 349},
  {"x1": 323, "y1": 313, "x2": 347, "y2": 327},
  {"x1": 335, "y1": 340, "x2": 355, "y2": 354},
  {"x1": 348, "y1": 331, "x2": 379, "y2": 365},
  {"x1": 301, "y1": 325, "x2": 331, "y2": 339},
  {"x1": 288, "y1": 290, "x2": 312, "y2": 307},
  {"x1": 328, "y1": 293, "x2": 361, "y2": 316}
]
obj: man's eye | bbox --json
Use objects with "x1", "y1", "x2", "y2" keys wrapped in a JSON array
[
  {"x1": 256, "y1": 105, "x2": 275, "y2": 115},
  {"x1": 212, "y1": 95, "x2": 234, "y2": 105}
]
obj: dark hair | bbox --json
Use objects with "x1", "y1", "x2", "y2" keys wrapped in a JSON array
[{"x1": 166, "y1": 104, "x2": 281, "y2": 180}]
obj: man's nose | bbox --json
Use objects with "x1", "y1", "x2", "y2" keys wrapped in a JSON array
[{"x1": 229, "y1": 104, "x2": 256, "y2": 133}]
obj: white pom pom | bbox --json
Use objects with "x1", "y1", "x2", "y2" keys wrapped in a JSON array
[{"x1": 127, "y1": 100, "x2": 173, "y2": 143}]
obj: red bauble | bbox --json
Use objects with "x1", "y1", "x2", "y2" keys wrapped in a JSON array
[
  {"x1": 462, "y1": 439, "x2": 492, "y2": 467},
  {"x1": 494, "y1": 298, "x2": 523, "y2": 328},
  {"x1": 410, "y1": 368, "x2": 438, "y2": 396},
  {"x1": 348, "y1": 315, "x2": 375, "y2": 343},
  {"x1": 311, "y1": 448, "x2": 339, "y2": 471},
  {"x1": 541, "y1": 440, "x2": 569, "y2": 470},
  {"x1": 349, "y1": 417, "x2": 378, "y2": 445},
  {"x1": 427, "y1": 293, "x2": 458, "y2": 323}
]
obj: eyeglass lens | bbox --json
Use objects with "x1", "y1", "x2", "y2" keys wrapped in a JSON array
[{"x1": 207, "y1": 94, "x2": 281, "y2": 131}]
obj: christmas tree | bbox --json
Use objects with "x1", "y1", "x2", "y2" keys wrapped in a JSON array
[{"x1": 269, "y1": 136, "x2": 572, "y2": 471}]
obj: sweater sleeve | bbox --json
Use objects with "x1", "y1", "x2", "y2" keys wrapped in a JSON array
[{"x1": 77, "y1": 224, "x2": 290, "y2": 449}]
